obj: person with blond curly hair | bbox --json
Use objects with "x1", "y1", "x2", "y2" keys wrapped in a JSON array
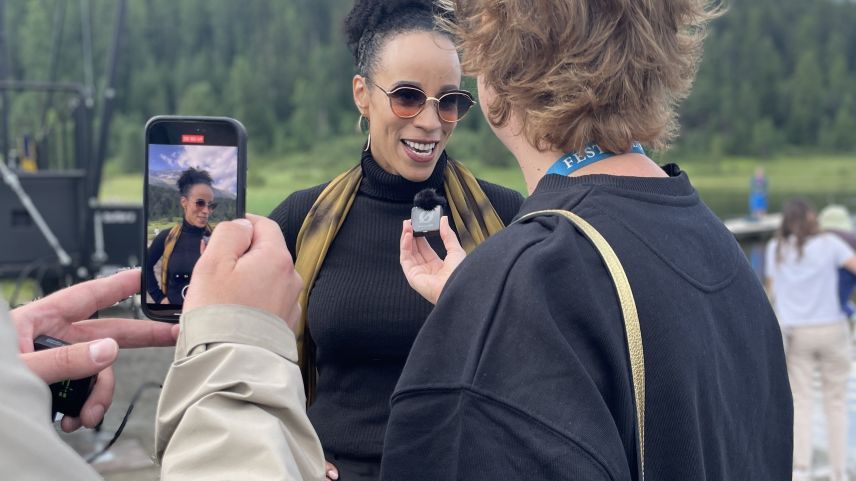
[{"x1": 390, "y1": 0, "x2": 793, "y2": 479}]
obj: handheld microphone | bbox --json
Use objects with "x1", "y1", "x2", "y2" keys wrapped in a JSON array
[{"x1": 411, "y1": 189, "x2": 445, "y2": 237}]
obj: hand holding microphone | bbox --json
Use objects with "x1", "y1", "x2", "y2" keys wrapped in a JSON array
[{"x1": 400, "y1": 189, "x2": 467, "y2": 305}]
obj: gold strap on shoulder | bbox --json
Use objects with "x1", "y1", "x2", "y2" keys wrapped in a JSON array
[
  {"x1": 443, "y1": 158, "x2": 506, "y2": 253},
  {"x1": 294, "y1": 164, "x2": 362, "y2": 405},
  {"x1": 514, "y1": 209, "x2": 646, "y2": 480},
  {"x1": 160, "y1": 224, "x2": 183, "y2": 293}
]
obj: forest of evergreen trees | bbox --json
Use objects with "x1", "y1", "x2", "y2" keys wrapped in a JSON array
[{"x1": 3, "y1": 0, "x2": 856, "y2": 172}]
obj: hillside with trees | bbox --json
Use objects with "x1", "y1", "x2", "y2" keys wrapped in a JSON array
[{"x1": 3, "y1": 0, "x2": 855, "y2": 172}]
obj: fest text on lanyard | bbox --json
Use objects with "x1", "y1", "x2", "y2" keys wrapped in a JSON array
[{"x1": 546, "y1": 142, "x2": 646, "y2": 176}]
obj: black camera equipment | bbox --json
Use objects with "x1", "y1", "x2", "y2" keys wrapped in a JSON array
[
  {"x1": 1, "y1": 0, "x2": 132, "y2": 300},
  {"x1": 33, "y1": 335, "x2": 96, "y2": 418}
]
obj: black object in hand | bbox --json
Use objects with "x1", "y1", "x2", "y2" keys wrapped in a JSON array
[
  {"x1": 411, "y1": 189, "x2": 445, "y2": 237},
  {"x1": 33, "y1": 335, "x2": 96, "y2": 419}
]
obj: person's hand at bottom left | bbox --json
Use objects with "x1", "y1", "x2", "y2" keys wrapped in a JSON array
[{"x1": 11, "y1": 269, "x2": 180, "y2": 431}]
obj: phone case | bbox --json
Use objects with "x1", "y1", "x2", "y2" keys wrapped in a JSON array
[{"x1": 141, "y1": 116, "x2": 247, "y2": 322}]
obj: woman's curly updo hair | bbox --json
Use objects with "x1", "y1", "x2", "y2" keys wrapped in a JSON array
[
  {"x1": 437, "y1": 0, "x2": 722, "y2": 153},
  {"x1": 176, "y1": 167, "x2": 213, "y2": 197},
  {"x1": 344, "y1": 0, "x2": 452, "y2": 77}
]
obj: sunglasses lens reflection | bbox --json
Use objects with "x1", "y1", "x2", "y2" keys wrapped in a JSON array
[
  {"x1": 387, "y1": 87, "x2": 474, "y2": 122},
  {"x1": 194, "y1": 199, "x2": 217, "y2": 210},
  {"x1": 439, "y1": 93, "x2": 474, "y2": 122},
  {"x1": 389, "y1": 88, "x2": 426, "y2": 118}
]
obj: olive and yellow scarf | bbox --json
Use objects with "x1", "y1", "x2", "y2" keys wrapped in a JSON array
[
  {"x1": 294, "y1": 156, "x2": 505, "y2": 404},
  {"x1": 160, "y1": 222, "x2": 212, "y2": 296}
]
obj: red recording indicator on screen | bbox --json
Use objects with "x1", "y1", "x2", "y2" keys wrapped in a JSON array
[{"x1": 181, "y1": 134, "x2": 205, "y2": 144}]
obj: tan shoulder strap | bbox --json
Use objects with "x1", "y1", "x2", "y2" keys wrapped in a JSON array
[{"x1": 514, "y1": 209, "x2": 646, "y2": 481}]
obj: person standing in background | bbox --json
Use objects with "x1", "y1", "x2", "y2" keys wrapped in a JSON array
[
  {"x1": 819, "y1": 204, "x2": 856, "y2": 322},
  {"x1": 749, "y1": 166, "x2": 769, "y2": 220},
  {"x1": 767, "y1": 198, "x2": 856, "y2": 481}
]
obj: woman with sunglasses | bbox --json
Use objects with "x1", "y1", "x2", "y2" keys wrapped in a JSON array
[
  {"x1": 269, "y1": 0, "x2": 522, "y2": 479},
  {"x1": 146, "y1": 167, "x2": 216, "y2": 305},
  {"x1": 386, "y1": 0, "x2": 792, "y2": 479}
]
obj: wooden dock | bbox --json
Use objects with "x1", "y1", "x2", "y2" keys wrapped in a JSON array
[{"x1": 724, "y1": 213, "x2": 782, "y2": 240}]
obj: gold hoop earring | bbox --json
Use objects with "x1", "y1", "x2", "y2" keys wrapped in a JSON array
[{"x1": 358, "y1": 114, "x2": 371, "y2": 152}]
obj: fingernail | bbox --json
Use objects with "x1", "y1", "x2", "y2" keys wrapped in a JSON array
[
  {"x1": 234, "y1": 218, "x2": 252, "y2": 229},
  {"x1": 89, "y1": 339, "x2": 116, "y2": 364},
  {"x1": 87, "y1": 404, "x2": 105, "y2": 423},
  {"x1": 327, "y1": 471, "x2": 338, "y2": 480}
]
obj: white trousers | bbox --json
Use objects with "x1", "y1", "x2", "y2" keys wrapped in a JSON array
[{"x1": 786, "y1": 321, "x2": 850, "y2": 481}]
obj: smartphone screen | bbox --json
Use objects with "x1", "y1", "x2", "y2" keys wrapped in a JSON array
[{"x1": 142, "y1": 116, "x2": 246, "y2": 321}]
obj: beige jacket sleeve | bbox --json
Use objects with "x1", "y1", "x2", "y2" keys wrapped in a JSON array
[
  {"x1": 155, "y1": 304, "x2": 325, "y2": 481},
  {"x1": 0, "y1": 298, "x2": 101, "y2": 481}
]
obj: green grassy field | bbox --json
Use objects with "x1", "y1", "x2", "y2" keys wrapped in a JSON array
[
  {"x1": 7, "y1": 148, "x2": 852, "y2": 306},
  {"x1": 148, "y1": 219, "x2": 180, "y2": 242},
  {"x1": 1, "y1": 280, "x2": 38, "y2": 306},
  {"x1": 676, "y1": 155, "x2": 856, "y2": 218},
  {"x1": 101, "y1": 135, "x2": 528, "y2": 216},
  {"x1": 102, "y1": 164, "x2": 524, "y2": 217},
  {"x1": 100, "y1": 140, "x2": 855, "y2": 221}
]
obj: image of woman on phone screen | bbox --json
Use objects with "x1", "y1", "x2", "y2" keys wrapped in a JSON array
[
  {"x1": 146, "y1": 167, "x2": 216, "y2": 305},
  {"x1": 268, "y1": 0, "x2": 524, "y2": 479}
]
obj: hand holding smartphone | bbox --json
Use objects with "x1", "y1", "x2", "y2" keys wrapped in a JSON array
[{"x1": 142, "y1": 116, "x2": 247, "y2": 321}]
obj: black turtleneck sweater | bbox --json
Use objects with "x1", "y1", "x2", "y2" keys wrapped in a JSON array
[
  {"x1": 269, "y1": 152, "x2": 524, "y2": 462},
  {"x1": 146, "y1": 219, "x2": 207, "y2": 304}
]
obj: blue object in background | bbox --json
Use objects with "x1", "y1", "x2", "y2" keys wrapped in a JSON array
[{"x1": 748, "y1": 167, "x2": 768, "y2": 219}]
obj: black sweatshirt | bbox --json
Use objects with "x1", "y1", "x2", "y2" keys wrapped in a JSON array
[
  {"x1": 146, "y1": 220, "x2": 206, "y2": 304},
  {"x1": 269, "y1": 151, "x2": 524, "y2": 462},
  {"x1": 382, "y1": 165, "x2": 792, "y2": 480}
]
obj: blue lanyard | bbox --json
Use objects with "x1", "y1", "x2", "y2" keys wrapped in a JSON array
[{"x1": 546, "y1": 142, "x2": 646, "y2": 176}]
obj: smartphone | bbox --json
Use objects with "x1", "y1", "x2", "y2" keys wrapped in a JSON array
[{"x1": 142, "y1": 116, "x2": 247, "y2": 321}]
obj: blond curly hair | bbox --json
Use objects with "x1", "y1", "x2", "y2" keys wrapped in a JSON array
[{"x1": 437, "y1": 0, "x2": 722, "y2": 153}]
